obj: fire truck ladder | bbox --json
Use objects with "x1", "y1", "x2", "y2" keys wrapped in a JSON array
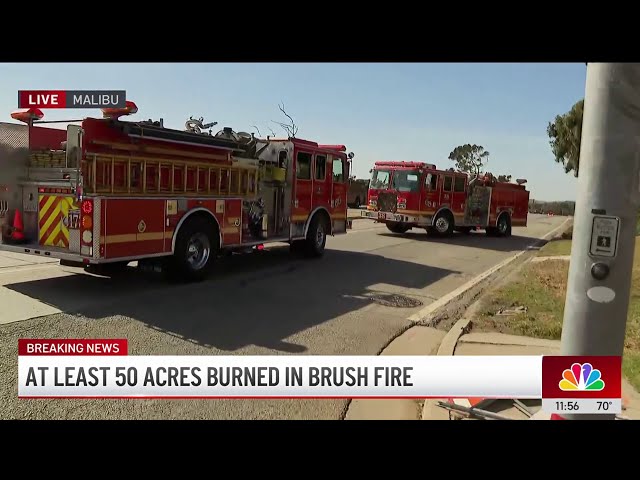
[{"x1": 85, "y1": 153, "x2": 259, "y2": 198}]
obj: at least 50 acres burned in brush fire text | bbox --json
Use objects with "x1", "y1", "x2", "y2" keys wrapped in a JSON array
[{"x1": 24, "y1": 366, "x2": 415, "y2": 388}]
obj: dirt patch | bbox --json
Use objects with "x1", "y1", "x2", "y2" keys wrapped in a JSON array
[
  {"x1": 365, "y1": 293, "x2": 423, "y2": 308},
  {"x1": 429, "y1": 250, "x2": 542, "y2": 333},
  {"x1": 474, "y1": 260, "x2": 567, "y2": 339}
]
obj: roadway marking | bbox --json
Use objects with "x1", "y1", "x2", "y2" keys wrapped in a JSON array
[{"x1": 406, "y1": 217, "x2": 572, "y2": 323}]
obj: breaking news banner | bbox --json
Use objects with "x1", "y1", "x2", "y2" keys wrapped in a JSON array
[
  {"x1": 541, "y1": 355, "x2": 622, "y2": 415},
  {"x1": 18, "y1": 90, "x2": 127, "y2": 109},
  {"x1": 16, "y1": 340, "x2": 621, "y2": 407}
]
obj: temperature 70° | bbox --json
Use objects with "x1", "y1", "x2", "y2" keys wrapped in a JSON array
[{"x1": 597, "y1": 401, "x2": 612, "y2": 411}]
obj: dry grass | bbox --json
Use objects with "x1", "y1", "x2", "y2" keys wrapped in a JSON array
[{"x1": 475, "y1": 238, "x2": 640, "y2": 391}]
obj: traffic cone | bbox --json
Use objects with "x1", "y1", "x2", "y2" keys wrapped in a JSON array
[{"x1": 9, "y1": 209, "x2": 25, "y2": 243}]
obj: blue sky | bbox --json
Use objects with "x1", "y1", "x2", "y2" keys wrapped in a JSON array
[{"x1": 0, "y1": 63, "x2": 586, "y2": 201}]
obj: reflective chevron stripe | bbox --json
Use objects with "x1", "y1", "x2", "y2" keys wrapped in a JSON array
[{"x1": 38, "y1": 195, "x2": 77, "y2": 248}]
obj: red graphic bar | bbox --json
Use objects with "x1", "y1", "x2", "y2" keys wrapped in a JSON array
[
  {"x1": 18, "y1": 90, "x2": 67, "y2": 109},
  {"x1": 18, "y1": 339, "x2": 128, "y2": 356},
  {"x1": 542, "y1": 355, "x2": 621, "y2": 399}
]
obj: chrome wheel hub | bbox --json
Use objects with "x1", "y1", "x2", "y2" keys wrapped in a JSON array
[
  {"x1": 186, "y1": 233, "x2": 211, "y2": 270},
  {"x1": 435, "y1": 217, "x2": 449, "y2": 233},
  {"x1": 316, "y1": 224, "x2": 325, "y2": 247}
]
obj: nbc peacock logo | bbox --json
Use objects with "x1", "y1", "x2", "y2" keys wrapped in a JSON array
[{"x1": 559, "y1": 362, "x2": 605, "y2": 391}]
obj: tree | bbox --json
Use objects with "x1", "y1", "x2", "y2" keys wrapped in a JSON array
[
  {"x1": 448, "y1": 144, "x2": 489, "y2": 175},
  {"x1": 547, "y1": 99, "x2": 583, "y2": 177}
]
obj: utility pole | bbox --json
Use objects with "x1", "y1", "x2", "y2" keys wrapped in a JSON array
[{"x1": 559, "y1": 63, "x2": 640, "y2": 419}]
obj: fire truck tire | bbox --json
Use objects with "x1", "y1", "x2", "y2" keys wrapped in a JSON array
[
  {"x1": 496, "y1": 213, "x2": 512, "y2": 237},
  {"x1": 304, "y1": 213, "x2": 329, "y2": 257},
  {"x1": 386, "y1": 222, "x2": 410, "y2": 234},
  {"x1": 168, "y1": 216, "x2": 218, "y2": 282},
  {"x1": 430, "y1": 211, "x2": 454, "y2": 237}
]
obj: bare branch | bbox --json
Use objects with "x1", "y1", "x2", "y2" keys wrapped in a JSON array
[
  {"x1": 251, "y1": 124, "x2": 262, "y2": 137},
  {"x1": 277, "y1": 102, "x2": 298, "y2": 138},
  {"x1": 267, "y1": 126, "x2": 277, "y2": 137},
  {"x1": 271, "y1": 120, "x2": 293, "y2": 138}
]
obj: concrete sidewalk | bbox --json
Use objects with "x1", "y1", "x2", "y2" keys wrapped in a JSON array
[
  {"x1": 345, "y1": 325, "x2": 640, "y2": 420},
  {"x1": 422, "y1": 331, "x2": 640, "y2": 420}
]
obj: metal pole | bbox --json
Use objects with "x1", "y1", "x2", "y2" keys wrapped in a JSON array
[{"x1": 559, "y1": 63, "x2": 640, "y2": 419}]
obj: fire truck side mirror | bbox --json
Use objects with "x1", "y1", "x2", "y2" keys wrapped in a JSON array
[{"x1": 348, "y1": 152, "x2": 355, "y2": 160}]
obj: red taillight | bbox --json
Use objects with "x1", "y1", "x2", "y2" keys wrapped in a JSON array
[
  {"x1": 38, "y1": 188, "x2": 45, "y2": 193},
  {"x1": 82, "y1": 200, "x2": 93, "y2": 214}
]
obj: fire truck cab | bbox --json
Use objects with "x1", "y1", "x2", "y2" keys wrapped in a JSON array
[
  {"x1": 360, "y1": 161, "x2": 530, "y2": 237},
  {"x1": 0, "y1": 106, "x2": 353, "y2": 281}
]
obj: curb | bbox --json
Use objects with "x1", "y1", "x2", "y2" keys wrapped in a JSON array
[
  {"x1": 436, "y1": 317, "x2": 472, "y2": 356},
  {"x1": 420, "y1": 217, "x2": 572, "y2": 420},
  {"x1": 407, "y1": 217, "x2": 572, "y2": 324}
]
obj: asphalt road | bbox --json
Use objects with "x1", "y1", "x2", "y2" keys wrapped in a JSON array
[{"x1": 0, "y1": 212, "x2": 568, "y2": 419}]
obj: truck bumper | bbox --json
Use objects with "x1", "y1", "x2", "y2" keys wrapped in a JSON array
[{"x1": 360, "y1": 210, "x2": 425, "y2": 224}]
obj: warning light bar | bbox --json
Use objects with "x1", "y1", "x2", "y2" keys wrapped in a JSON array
[{"x1": 38, "y1": 187, "x2": 73, "y2": 194}]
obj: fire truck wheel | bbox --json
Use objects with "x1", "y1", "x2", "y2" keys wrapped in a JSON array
[
  {"x1": 431, "y1": 211, "x2": 454, "y2": 237},
  {"x1": 496, "y1": 213, "x2": 512, "y2": 237},
  {"x1": 304, "y1": 213, "x2": 329, "y2": 257},
  {"x1": 169, "y1": 216, "x2": 218, "y2": 282},
  {"x1": 386, "y1": 222, "x2": 410, "y2": 234}
]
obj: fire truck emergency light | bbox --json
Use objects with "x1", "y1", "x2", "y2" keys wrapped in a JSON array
[
  {"x1": 10, "y1": 108, "x2": 44, "y2": 123},
  {"x1": 81, "y1": 199, "x2": 93, "y2": 215},
  {"x1": 101, "y1": 100, "x2": 138, "y2": 120}
]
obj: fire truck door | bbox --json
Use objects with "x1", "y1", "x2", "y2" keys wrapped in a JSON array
[
  {"x1": 293, "y1": 150, "x2": 313, "y2": 223},
  {"x1": 451, "y1": 175, "x2": 467, "y2": 219},
  {"x1": 440, "y1": 174, "x2": 454, "y2": 209},
  {"x1": 312, "y1": 153, "x2": 330, "y2": 212},
  {"x1": 423, "y1": 172, "x2": 440, "y2": 212},
  {"x1": 329, "y1": 155, "x2": 348, "y2": 233}
]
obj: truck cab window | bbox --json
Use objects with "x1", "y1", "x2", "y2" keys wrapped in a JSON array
[
  {"x1": 370, "y1": 169, "x2": 390, "y2": 189},
  {"x1": 296, "y1": 152, "x2": 312, "y2": 180},
  {"x1": 425, "y1": 173, "x2": 438, "y2": 191},
  {"x1": 454, "y1": 176, "x2": 466, "y2": 192},
  {"x1": 332, "y1": 157, "x2": 345, "y2": 183},
  {"x1": 444, "y1": 175, "x2": 453, "y2": 191},
  {"x1": 315, "y1": 155, "x2": 326, "y2": 181},
  {"x1": 392, "y1": 171, "x2": 420, "y2": 192}
]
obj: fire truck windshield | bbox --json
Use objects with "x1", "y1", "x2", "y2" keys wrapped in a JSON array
[
  {"x1": 391, "y1": 170, "x2": 421, "y2": 193},
  {"x1": 370, "y1": 169, "x2": 390, "y2": 190}
]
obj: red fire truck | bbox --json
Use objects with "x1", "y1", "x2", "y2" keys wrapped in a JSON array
[
  {"x1": 0, "y1": 104, "x2": 353, "y2": 281},
  {"x1": 360, "y1": 161, "x2": 530, "y2": 237}
]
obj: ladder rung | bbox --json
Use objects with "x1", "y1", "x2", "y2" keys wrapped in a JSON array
[{"x1": 87, "y1": 152, "x2": 258, "y2": 197}]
